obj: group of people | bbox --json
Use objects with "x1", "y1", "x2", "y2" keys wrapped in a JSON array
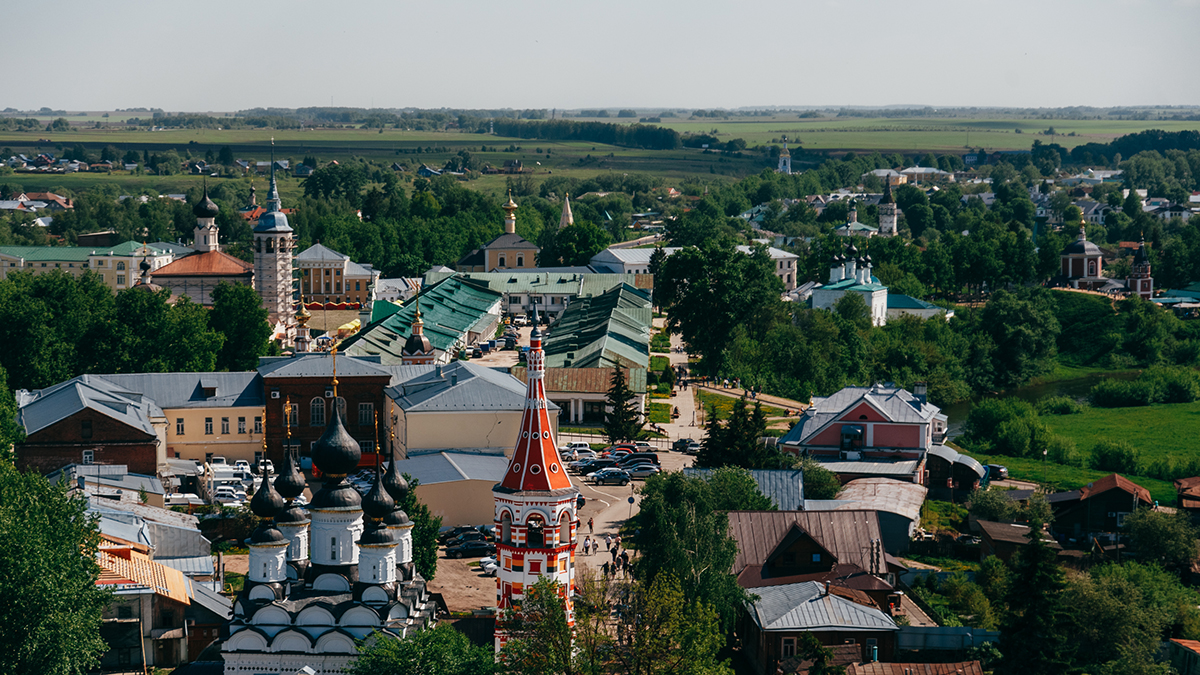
[{"x1": 580, "y1": 517, "x2": 632, "y2": 577}]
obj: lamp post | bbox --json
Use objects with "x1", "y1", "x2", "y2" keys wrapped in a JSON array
[{"x1": 1043, "y1": 449, "x2": 1048, "y2": 484}]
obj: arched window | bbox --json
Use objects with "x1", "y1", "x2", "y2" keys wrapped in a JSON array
[
  {"x1": 501, "y1": 511, "x2": 513, "y2": 544},
  {"x1": 1088, "y1": 260, "x2": 1096, "y2": 276},
  {"x1": 498, "y1": 256, "x2": 506, "y2": 268},
  {"x1": 517, "y1": 255, "x2": 524, "y2": 267},
  {"x1": 311, "y1": 398, "x2": 326, "y2": 426},
  {"x1": 116, "y1": 262, "x2": 125, "y2": 270},
  {"x1": 557, "y1": 512, "x2": 571, "y2": 548},
  {"x1": 527, "y1": 514, "x2": 545, "y2": 548}
]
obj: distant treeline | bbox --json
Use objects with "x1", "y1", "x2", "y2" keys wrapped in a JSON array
[
  {"x1": 0, "y1": 118, "x2": 41, "y2": 132},
  {"x1": 1070, "y1": 129, "x2": 1200, "y2": 164},
  {"x1": 127, "y1": 114, "x2": 300, "y2": 130},
  {"x1": 490, "y1": 119, "x2": 681, "y2": 150}
]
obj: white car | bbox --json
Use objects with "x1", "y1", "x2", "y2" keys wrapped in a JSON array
[
  {"x1": 234, "y1": 459, "x2": 250, "y2": 470},
  {"x1": 209, "y1": 456, "x2": 228, "y2": 466}
]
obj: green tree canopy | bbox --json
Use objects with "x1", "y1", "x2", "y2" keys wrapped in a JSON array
[
  {"x1": 209, "y1": 281, "x2": 272, "y2": 371},
  {"x1": 348, "y1": 623, "x2": 496, "y2": 675}
]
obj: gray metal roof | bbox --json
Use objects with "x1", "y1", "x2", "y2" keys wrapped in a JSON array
[
  {"x1": 295, "y1": 243, "x2": 349, "y2": 262},
  {"x1": 158, "y1": 555, "x2": 217, "y2": 576},
  {"x1": 393, "y1": 451, "x2": 510, "y2": 486},
  {"x1": 751, "y1": 581, "x2": 897, "y2": 632},
  {"x1": 190, "y1": 581, "x2": 233, "y2": 620},
  {"x1": 684, "y1": 468, "x2": 805, "y2": 510},
  {"x1": 812, "y1": 459, "x2": 922, "y2": 477},
  {"x1": 50, "y1": 464, "x2": 165, "y2": 495},
  {"x1": 834, "y1": 478, "x2": 927, "y2": 524},
  {"x1": 17, "y1": 375, "x2": 161, "y2": 437},
  {"x1": 99, "y1": 372, "x2": 263, "y2": 409},
  {"x1": 385, "y1": 361, "x2": 548, "y2": 413},
  {"x1": 781, "y1": 384, "x2": 940, "y2": 448},
  {"x1": 258, "y1": 353, "x2": 389, "y2": 379}
]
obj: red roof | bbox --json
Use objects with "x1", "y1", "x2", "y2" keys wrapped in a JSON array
[
  {"x1": 497, "y1": 330, "x2": 573, "y2": 493},
  {"x1": 152, "y1": 250, "x2": 253, "y2": 277},
  {"x1": 1079, "y1": 473, "x2": 1152, "y2": 505},
  {"x1": 239, "y1": 206, "x2": 295, "y2": 221},
  {"x1": 1172, "y1": 639, "x2": 1200, "y2": 656},
  {"x1": 846, "y1": 662, "x2": 983, "y2": 675}
]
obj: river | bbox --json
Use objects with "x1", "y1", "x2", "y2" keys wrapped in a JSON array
[{"x1": 941, "y1": 371, "x2": 1139, "y2": 439}]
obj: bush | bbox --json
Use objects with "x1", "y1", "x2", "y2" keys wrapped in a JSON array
[
  {"x1": 1089, "y1": 367, "x2": 1200, "y2": 407},
  {"x1": 1091, "y1": 440, "x2": 1141, "y2": 474},
  {"x1": 1089, "y1": 378, "x2": 1156, "y2": 407},
  {"x1": 1037, "y1": 395, "x2": 1084, "y2": 415},
  {"x1": 1046, "y1": 435, "x2": 1083, "y2": 467},
  {"x1": 1148, "y1": 366, "x2": 1200, "y2": 403}
]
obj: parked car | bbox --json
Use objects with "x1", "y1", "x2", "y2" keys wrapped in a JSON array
[
  {"x1": 560, "y1": 441, "x2": 591, "y2": 453},
  {"x1": 439, "y1": 525, "x2": 480, "y2": 543},
  {"x1": 482, "y1": 561, "x2": 499, "y2": 576},
  {"x1": 446, "y1": 540, "x2": 495, "y2": 559},
  {"x1": 209, "y1": 456, "x2": 228, "y2": 466},
  {"x1": 234, "y1": 459, "x2": 250, "y2": 470},
  {"x1": 446, "y1": 531, "x2": 487, "y2": 548},
  {"x1": 626, "y1": 464, "x2": 661, "y2": 480},
  {"x1": 987, "y1": 464, "x2": 1009, "y2": 480},
  {"x1": 684, "y1": 442, "x2": 702, "y2": 455},
  {"x1": 588, "y1": 468, "x2": 632, "y2": 486},
  {"x1": 672, "y1": 438, "x2": 695, "y2": 452},
  {"x1": 471, "y1": 347, "x2": 483, "y2": 358},
  {"x1": 633, "y1": 441, "x2": 654, "y2": 451},
  {"x1": 616, "y1": 453, "x2": 660, "y2": 468},
  {"x1": 571, "y1": 459, "x2": 616, "y2": 474}
]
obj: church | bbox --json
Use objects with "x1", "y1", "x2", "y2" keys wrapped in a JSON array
[
  {"x1": 219, "y1": 361, "x2": 436, "y2": 674},
  {"x1": 1055, "y1": 226, "x2": 1153, "y2": 300},
  {"x1": 810, "y1": 244, "x2": 889, "y2": 326}
]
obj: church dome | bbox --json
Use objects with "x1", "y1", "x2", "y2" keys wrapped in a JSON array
[
  {"x1": 404, "y1": 332, "x2": 432, "y2": 356},
  {"x1": 362, "y1": 470, "x2": 395, "y2": 520},
  {"x1": 273, "y1": 452, "x2": 307, "y2": 500},
  {"x1": 382, "y1": 454, "x2": 409, "y2": 503},
  {"x1": 1063, "y1": 228, "x2": 1102, "y2": 256},
  {"x1": 193, "y1": 186, "x2": 219, "y2": 219},
  {"x1": 311, "y1": 405, "x2": 361, "y2": 477},
  {"x1": 310, "y1": 481, "x2": 362, "y2": 509},
  {"x1": 383, "y1": 509, "x2": 410, "y2": 526},
  {"x1": 250, "y1": 469, "x2": 286, "y2": 518},
  {"x1": 139, "y1": 257, "x2": 151, "y2": 273}
]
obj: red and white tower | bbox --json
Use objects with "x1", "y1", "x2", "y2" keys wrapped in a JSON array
[{"x1": 492, "y1": 309, "x2": 579, "y2": 652}]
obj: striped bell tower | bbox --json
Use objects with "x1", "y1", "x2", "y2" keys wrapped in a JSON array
[{"x1": 492, "y1": 307, "x2": 579, "y2": 652}]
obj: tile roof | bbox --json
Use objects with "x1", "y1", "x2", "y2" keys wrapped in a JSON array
[
  {"x1": 684, "y1": 468, "x2": 805, "y2": 510},
  {"x1": 151, "y1": 250, "x2": 252, "y2": 277},
  {"x1": 834, "y1": 478, "x2": 927, "y2": 523},
  {"x1": 728, "y1": 510, "x2": 885, "y2": 574},
  {"x1": 97, "y1": 551, "x2": 191, "y2": 604},
  {"x1": 17, "y1": 375, "x2": 161, "y2": 437},
  {"x1": 749, "y1": 581, "x2": 896, "y2": 633},
  {"x1": 1080, "y1": 473, "x2": 1152, "y2": 504}
]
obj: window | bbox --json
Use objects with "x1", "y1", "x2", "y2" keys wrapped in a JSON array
[
  {"x1": 358, "y1": 402, "x2": 373, "y2": 426},
  {"x1": 176, "y1": 418, "x2": 184, "y2": 435},
  {"x1": 286, "y1": 404, "x2": 298, "y2": 427},
  {"x1": 237, "y1": 417, "x2": 246, "y2": 434},
  {"x1": 781, "y1": 637, "x2": 797, "y2": 658},
  {"x1": 254, "y1": 450, "x2": 263, "y2": 467},
  {"x1": 812, "y1": 553, "x2": 822, "y2": 562},
  {"x1": 311, "y1": 398, "x2": 326, "y2": 426},
  {"x1": 517, "y1": 255, "x2": 524, "y2": 267},
  {"x1": 82, "y1": 449, "x2": 94, "y2": 465},
  {"x1": 498, "y1": 256, "x2": 506, "y2": 268},
  {"x1": 117, "y1": 605, "x2": 133, "y2": 619},
  {"x1": 358, "y1": 440, "x2": 376, "y2": 453},
  {"x1": 116, "y1": 274, "x2": 125, "y2": 285},
  {"x1": 205, "y1": 452, "x2": 213, "y2": 464},
  {"x1": 331, "y1": 536, "x2": 338, "y2": 562},
  {"x1": 81, "y1": 420, "x2": 93, "y2": 439},
  {"x1": 356, "y1": 281, "x2": 361, "y2": 291},
  {"x1": 221, "y1": 417, "x2": 230, "y2": 435},
  {"x1": 254, "y1": 416, "x2": 263, "y2": 434},
  {"x1": 529, "y1": 559, "x2": 542, "y2": 574},
  {"x1": 205, "y1": 418, "x2": 213, "y2": 435}
]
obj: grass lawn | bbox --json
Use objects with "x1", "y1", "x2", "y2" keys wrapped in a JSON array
[
  {"x1": 1038, "y1": 401, "x2": 1200, "y2": 462},
  {"x1": 962, "y1": 450, "x2": 1176, "y2": 505},
  {"x1": 650, "y1": 355, "x2": 670, "y2": 372},
  {"x1": 223, "y1": 572, "x2": 245, "y2": 596},
  {"x1": 904, "y1": 555, "x2": 980, "y2": 574},
  {"x1": 650, "y1": 328, "x2": 672, "y2": 354},
  {"x1": 647, "y1": 402, "x2": 671, "y2": 425},
  {"x1": 920, "y1": 500, "x2": 969, "y2": 534},
  {"x1": 697, "y1": 390, "x2": 786, "y2": 420}
]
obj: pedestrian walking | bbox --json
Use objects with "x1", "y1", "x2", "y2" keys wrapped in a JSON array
[
  {"x1": 614, "y1": 535, "x2": 622, "y2": 550},
  {"x1": 588, "y1": 517, "x2": 594, "y2": 533},
  {"x1": 605, "y1": 534, "x2": 612, "y2": 551},
  {"x1": 602, "y1": 561, "x2": 610, "y2": 577},
  {"x1": 620, "y1": 550, "x2": 630, "y2": 568},
  {"x1": 611, "y1": 546, "x2": 619, "y2": 562},
  {"x1": 583, "y1": 537, "x2": 591, "y2": 556}
]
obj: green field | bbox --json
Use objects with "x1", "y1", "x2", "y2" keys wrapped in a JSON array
[{"x1": 1039, "y1": 401, "x2": 1200, "y2": 466}]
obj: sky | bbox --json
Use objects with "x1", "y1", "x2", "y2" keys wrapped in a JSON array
[{"x1": 12, "y1": 0, "x2": 1200, "y2": 112}]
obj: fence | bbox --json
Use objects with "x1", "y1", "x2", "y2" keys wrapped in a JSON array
[
  {"x1": 555, "y1": 430, "x2": 674, "y2": 451},
  {"x1": 897, "y1": 626, "x2": 1000, "y2": 651}
]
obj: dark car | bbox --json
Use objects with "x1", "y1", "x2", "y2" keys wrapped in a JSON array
[
  {"x1": 438, "y1": 525, "x2": 479, "y2": 543},
  {"x1": 446, "y1": 531, "x2": 487, "y2": 548},
  {"x1": 672, "y1": 438, "x2": 694, "y2": 453},
  {"x1": 571, "y1": 459, "x2": 617, "y2": 474},
  {"x1": 987, "y1": 464, "x2": 1009, "y2": 480},
  {"x1": 446, "y1": 540, "x2": 495, "y2": 559},
  {"x1": 588, "y1": 468, "x2": 632, "y2": 486},
  {"x1": 616, "y1": 453, "x2": 659, "y2": 468}
]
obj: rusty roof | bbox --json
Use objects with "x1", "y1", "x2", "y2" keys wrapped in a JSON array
[
  {"x1": 97, "y1": 551, "x2": 191, "y2": 604},
  {"x1": 514, "y1": 366, "x2": 646, "y2": 394},
  {"x1": 151, "y1": 250, "x2": 253, "y2": 277},
  {"x1": 846, "y1": 662, "x2": 983, "y2": 675},
  {"x1": 1079, "y1": 473, "x2": 1152, "y2": 505},
  {"x1": 977, "y1": 520, "x2": 1062, "y2": 548},
  {"x1": 738, "y1": 563, "x2": 892, "y2": 593},
  {"x1": 728, "y1": 510, "x2": 884, "y2": 575},
  {"x1": 1172, "y1": 639, "x2": 1200, "y2": 655}
]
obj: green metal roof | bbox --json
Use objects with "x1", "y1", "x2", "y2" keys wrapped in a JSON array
[
  {"x1": 423, "y1": 270, "x2": 641, "y2": 298},
  {"x1": 0, "y1": 241, "x2": 167, "y2": 263},
  {"x1": 342, "y1": 276, "x2": 503, "y2": 363},
  {"x1": 542, "y1": 284, "x2": 652, "y2": 370},
  {"x1": 886, "y1": 294, "x2": 938, "y2": 310}
]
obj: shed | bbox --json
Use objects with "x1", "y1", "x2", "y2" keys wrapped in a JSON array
[{"x1": 832, "y1": 478, "x2": 927, "y2": 553}]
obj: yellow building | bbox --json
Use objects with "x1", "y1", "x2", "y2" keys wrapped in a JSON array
[
  {"x1": 0, "y1": 241, "x2": 176, "y2": 292},
  {"x1": 455, "y1": 193, "x2": 539, "y2": 272}
]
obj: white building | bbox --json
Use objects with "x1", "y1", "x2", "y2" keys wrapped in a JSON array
[
  {"x1": 810, "y1": 245, "x2": 888, "y2": 326},
  {"x1": 590, "y1": 244, "x2": 799, "y2": 291}
]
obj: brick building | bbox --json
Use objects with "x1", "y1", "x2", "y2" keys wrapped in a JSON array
[{"x1": 15, "y1": 375, "x2": 164, "y2": 475}]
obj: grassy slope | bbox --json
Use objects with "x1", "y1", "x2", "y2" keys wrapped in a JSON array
[{"x1": 1040, "y1": 401, "x2": 1200, "y2": 461}]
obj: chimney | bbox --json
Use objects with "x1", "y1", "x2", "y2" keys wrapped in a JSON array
[
  {"x1": 913, "y1": 382, "x2": 928, "y2": 408},
  {"x1": 451, "y1": 373, "x2": 458, "y2": 386},
  {"x1": 435, "y1": 364, "x2": 443, "y2": 379},
  {"x1": 823, "y1": 581, "x2": 830, "y2": 597}
]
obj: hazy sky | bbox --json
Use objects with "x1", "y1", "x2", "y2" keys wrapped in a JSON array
[{"x1": 13, "y1": 0, "x2": 1200, "y2": 112}]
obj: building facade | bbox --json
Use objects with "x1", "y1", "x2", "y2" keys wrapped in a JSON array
[
  {"x1": 296, "y1": 243, "x2": 380, "y2": 305},
  {"x1": 457, "y1": 193, "x2": 540, "y2": 272},
  {"x1": 253, "y1": 163, "x2": 296, "y2": 327}
]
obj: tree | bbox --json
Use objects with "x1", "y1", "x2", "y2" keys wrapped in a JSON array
[
  {"x1": 217, "y1": 145, "x2": 234, "y2": 166},
  {"x1": 611, "y1": 573, "x2": 732, "y2": 675},
  {"x1": 603, "y1": 367, "x2": 643, "y2": 442},
  {"x1": 967, "y1": 487, "x2": 1019, "y2": 522},
  {"x1": 0, "y1": 460, "x2": 111, "y2": 674},
  {"x1": 1125, "y1": 507, "x2": 1199, "y2": 574},
  {"x1": 697, "y1": 397, "x2": 781, "y2": 470},
  {"x1": 795, "y1": 633, "x2": 847, "y2": 675},
  {"x1": 400, "y1": 473, "x2": 442, "y2": 582},
  {"x1": 998, "y1": 518, "x2": 1073, "y2": 675},
  {"x1": 501, "y1": 577, "x2": 577, "y2": 675},
  {"x1": 795, "y1": 457, "x2": 841, "y2": 500},
  {"x1": 348, "y1": 623, "x2": 496, "y2": 675},
  {"x1": 209, "y1": 281, "x2": 272, "y2": 371},
  {"x1": 0, "y1": 367, "x2": 25, "y2": 462}
]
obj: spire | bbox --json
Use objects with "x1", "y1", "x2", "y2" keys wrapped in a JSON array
[
  {"x1": 267, "y1": 139, "x2": 282, "y2": 213},
  {"x1": 497, "y1": 301, "x2": 571, "y2": 493},
  {"x1": 559, "y1": 193, "x2": 574, "y2": 229},
  {"x1": 502, "y1": 190, "x2": 518, "y2": 235},
  {"x1": 880, "y1": 179, "x2": 894, "y2": 204}
]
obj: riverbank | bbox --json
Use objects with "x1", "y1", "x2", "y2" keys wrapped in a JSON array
[{"x1": 963, "y1": 449, "x2": 1176, "y2": 505}]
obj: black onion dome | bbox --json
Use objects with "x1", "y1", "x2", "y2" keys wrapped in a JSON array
[
  {"x1": 249, "y1": 524, "x2": 288, "y2": 545},
  {"x1": 383, "y1": 509, "x2": 410, "y2": 526},
  {"x1": 275, "y1": 505, "x2": 309, "y2": 524},
  {"x1": 139, "y1": 257, "x2": 151, "y2": 273},
  {"x1": 250, "y1": 470, "x2": 286, "y2": 518},
  {"x1": 312, "y1": 405, "x2": 361, "y2": 477},
  {"x1": 863, "y1": 255, "x2": 872, "y2": 264},
  {"x1": 363, "y1": 470, "x2": 395, "y2": 519},
  {"x1": 1133, "y1": 238, "x2": 1149, "y2": 266},
  {"x1": 846, "y1": 244, "x2": 859, "y2": 256},
  {"x1": 404, "y1": 331, "x2": 432, "y2": 356},
  {"x1": 273, "y1": 451, "x2": 307, "y2": 500},
  {"x1": 359, "y1": 524, "x2": 395, "y2": 546},
  {"x1": 310, "y1": 482, "x2": 362, "y2": 509},
  {"x1": 193, "y1": 184, "x2": 219, "y2": 219},
  {"x1": 382, "y1": 452, "x2": 409, "y2": 503}
]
